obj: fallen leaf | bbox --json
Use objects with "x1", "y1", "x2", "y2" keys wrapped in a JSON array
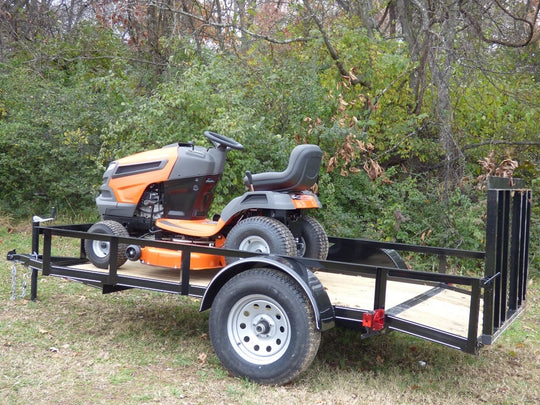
[{"x1": 198, "y1": 353, "x2": 207, "y2": 364}]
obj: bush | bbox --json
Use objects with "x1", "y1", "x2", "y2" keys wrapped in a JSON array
[{"x1": 0, "y1": 23, "x2": 137, "y2": 216}]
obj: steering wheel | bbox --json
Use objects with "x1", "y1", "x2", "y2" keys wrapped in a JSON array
[{"x1": 204, "y1": 131, "x2": 244, "y2": 151}]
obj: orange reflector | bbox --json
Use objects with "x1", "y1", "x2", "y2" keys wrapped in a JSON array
[{"x1": 291, "y1": 194, "x2": 320, "y2": 209}]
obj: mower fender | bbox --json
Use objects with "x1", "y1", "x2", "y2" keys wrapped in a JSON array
[
  {"x1": 96, "y1": 185, "x2": 137, "y2": 218},
  {"x1": 200, "y1": 256, "x2": 335, "y2": 331},
  {"x1": 219, "y1": 191, "x2": 322, "y2": 223}
]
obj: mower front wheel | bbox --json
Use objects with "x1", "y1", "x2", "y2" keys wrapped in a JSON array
[{"x1": 84, "y1": 220, "x2": 129, "y2": 269}]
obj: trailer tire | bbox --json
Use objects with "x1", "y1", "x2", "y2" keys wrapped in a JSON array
[
  {"x1": 84, "y1": 220, "x2": 129, "y2": 269},
  {"x1": 224, "y1": 217, "x2": 296, "y2": 263},
  {"x1": 296, "y1": 216, "x2": 328, "y2": 260},
  {"x1": 209, "y1": 268, "x2": 321, "y2": 385}
]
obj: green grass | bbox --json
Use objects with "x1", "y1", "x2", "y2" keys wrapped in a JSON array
[{"x1": 1, "y1": 219, "x2": 538, "y2": 404}]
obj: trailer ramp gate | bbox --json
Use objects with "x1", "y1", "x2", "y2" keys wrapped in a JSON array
[
  {"x1": 482, "y1": 177, "x2": 531, "y2": 345},
  {"x1": 6, "y1": 176, "x2": 530, "y2": 357},
  {"x1": 314, "y1": 252, "x2": 486, "y2": 354},
  {"x1": 321, "y1": 177, "x2": 530, "y2": 353}
]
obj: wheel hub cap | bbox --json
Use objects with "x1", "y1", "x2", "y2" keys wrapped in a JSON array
[
  {"x1": 227, "y1": 295, "x2": 291, "y2": 365},
  {"x1": 92, "y1": 240, "x2": 110, "y2": 258},
  {"x1": 238, "y1": 236, "x2": 270, "y2": 253}
]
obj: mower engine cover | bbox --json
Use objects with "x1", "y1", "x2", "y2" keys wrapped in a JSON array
[{"x1": 96, "y1": 142, "x2": 228, "y2": 226}]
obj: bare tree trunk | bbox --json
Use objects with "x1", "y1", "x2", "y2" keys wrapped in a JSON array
[
  {"x1": 213, "y1": 0, "x2": 225, "y2": 51},
  {"x1": 235, "y1": 0, "x2": 258, "y2": 52},
  {"x1": 396, "y1": 0, "x2": 465, "y2": 189},
  {"x1": 430, "y1": 1, "x2": 464, "y2": 190}
]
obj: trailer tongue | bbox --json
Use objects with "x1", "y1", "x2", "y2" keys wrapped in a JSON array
[{"x1": 6, "y1": 177, "x2": 531, "y2": 385}]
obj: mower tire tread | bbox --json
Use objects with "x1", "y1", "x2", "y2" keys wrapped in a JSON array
[
  {"x1": 224, "y1": 216, "x2": 296, "y2": 263},
  {"x1": 84, "y1": 220, "x2": 129, "y2": 269}
]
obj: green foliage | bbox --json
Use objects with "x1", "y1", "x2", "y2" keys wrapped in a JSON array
[
  {"x1": 0, "y1": 18, "x2": 536, "y2": 274},
  {"x1": 318, "y1": 167, "x2": 485, "y2": 249},
  {"x1": 305, "y1": 28, "x2": 438, "y2": 171},
  {"x1": 448, "y1": 44, "x2": 539, "y2": 187},
  {"x1": 0, "y1": 23, "x2": 136, "y2": 216}
]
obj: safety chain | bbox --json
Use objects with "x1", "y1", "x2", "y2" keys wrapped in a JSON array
[
  {"x1": 9, "y1": 252, "x2": 36, "y2": 300},
  {"x1": 10, "y1": 262, "x2": 28, "y2": 300},
  {"x1": 10, "y1": 262, "x2": 17, "y2": 300}
]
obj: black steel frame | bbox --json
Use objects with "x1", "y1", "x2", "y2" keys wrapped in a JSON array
[{"x1": 7, "y1": 176, "x2": 531, "y2": 357}]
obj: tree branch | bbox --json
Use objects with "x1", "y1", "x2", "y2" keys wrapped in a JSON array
[
  {"x1": 460, "y1": 0, "x2": 540, "y2": 48},
  {"x1": 150, "y1": 0, "x2": 310, "y2": 45},
  {"x1": 462, "y1": 140, "x2": 540, "y2": 151},
  {"x1": 303, "y1": 0, "x2": 371, "y2": 88}
]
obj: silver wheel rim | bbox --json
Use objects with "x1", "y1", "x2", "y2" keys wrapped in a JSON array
[
  {"x1": 238, "y1": 235, "x2": 270, "y2": 253},
  {"x1": 227, "y1": 294, "x2": 291, "y2": 365},
  {"x1": 91, "y1": 239, "x2": 110, "y2": 258},
  {"x1": 296, "y1": 237, "x2": 306, "y2": 257}
]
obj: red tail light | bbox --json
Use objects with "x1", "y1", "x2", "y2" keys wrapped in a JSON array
[{"x1": 363, "y1": 309, "x2": 385, "y2": 331}]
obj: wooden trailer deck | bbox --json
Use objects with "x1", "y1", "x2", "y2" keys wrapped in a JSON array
[
  {"x1": 314, "y1": 271, "x2": 482, "y2": 338},
  {"x1": 71, "y1": 261, "x2": 481, "y2": 339}
]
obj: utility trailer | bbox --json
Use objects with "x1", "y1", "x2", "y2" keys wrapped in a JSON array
[{"x1": 7, "y1": 177, "x2": 531, "y2": 385}]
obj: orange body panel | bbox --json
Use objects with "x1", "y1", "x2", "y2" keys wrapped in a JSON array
[
  {"x1": 139, "y1": 246, "x2": 225, "y2": 270},
  {"x1": 108, "y1": 147, "x2": 178, "y2": 204},
  {"x1": 292, "y1": 193, "x2": 321, "y2": 209},
  {"x1": 155, "y1": 218, "x2": 227, "y2": 237}
]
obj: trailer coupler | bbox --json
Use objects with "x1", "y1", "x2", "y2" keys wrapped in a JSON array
[{"x1": 7, "y1": 249, "x2": 17, "y2": 261}]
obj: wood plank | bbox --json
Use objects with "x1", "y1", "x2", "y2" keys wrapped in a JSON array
[
  {"x1": 314, "y1": 271, "x2": 436, "y2": 310},
  {"x1": 394, "y1": 288, "x2": 484, "y2": 337},
  {"x1": 315, "y1": 271, "x2": 482, "y2": 338},
  {"x1": 68, "y1": 262, "x2": 482, "y2": 338},
  {"x1": 71, "y1": 261, "x2": 219, "y2": 287}
]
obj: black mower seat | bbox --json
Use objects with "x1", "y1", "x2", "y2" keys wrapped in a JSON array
[{"x1": 244, "y1": 144, "x2": 322, "y2": 192}]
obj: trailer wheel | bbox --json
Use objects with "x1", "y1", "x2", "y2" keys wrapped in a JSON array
[
  {"x1": 224, "y1": 217, "x2": 296, "y2": 263},
  {"x1": 209, "y1": 268, "x2": 321, "y2": 385},
  {"x1": 296, "y1": 216, "x2": 329, "y2": 260},
  {"x1": 84, "y1": 220, "x2": 129, "y2": 269}
]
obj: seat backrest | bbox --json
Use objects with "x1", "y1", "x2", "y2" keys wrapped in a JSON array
[{"x1": 245, "y1": 144, "x2": 322, "y2": 192}]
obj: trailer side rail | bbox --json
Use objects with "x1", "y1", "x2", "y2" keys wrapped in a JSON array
[{"x1": 9, "y1": 222, "x2": 490, "y2": 354}]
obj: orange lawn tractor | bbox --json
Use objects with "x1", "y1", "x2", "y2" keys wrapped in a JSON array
[{"x1": 85, "y1": 131, "x2": 328, "y2": 270}]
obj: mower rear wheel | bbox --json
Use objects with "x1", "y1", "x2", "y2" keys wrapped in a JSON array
[
  {"x1": 84, "y1": 220, "x2": 129, "y2": 269},
  {"x1": 224, "y1": 217, "x2": 296, "y2": 263},
  {"x1": 296, "y1": 216, "x2": 329, "y2": 260}
]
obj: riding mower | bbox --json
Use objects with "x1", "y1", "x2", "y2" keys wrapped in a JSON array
[{"x1": 85, "y1": 131, "x2": 329, "y2": 270}]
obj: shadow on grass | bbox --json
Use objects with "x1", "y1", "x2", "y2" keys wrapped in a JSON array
[
  {"x1": 51, "y1": 283, "x2": 474, "y2": 378},
  {"x1": 314, "y1": 324, "x2": 477, "y2": 378}
]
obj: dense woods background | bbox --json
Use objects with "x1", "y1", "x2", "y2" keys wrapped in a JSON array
[{"x1": 0, "y1": 1, "x2": 538, "y2": 267}]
